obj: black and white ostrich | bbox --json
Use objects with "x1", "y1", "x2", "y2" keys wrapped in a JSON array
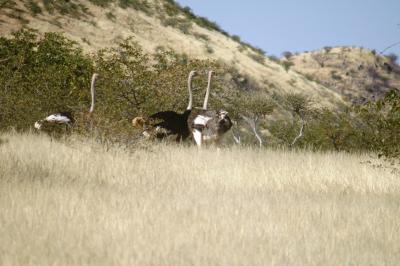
[
  {"x1": 132, "y1": 70, "x2": 197, "y2": 142},
  {"x1": 187, "y1": 71, "x2": 232, "y2": 147},
  {"x1": 34, "y1": 73, "x2": 98, "y2": 130}
]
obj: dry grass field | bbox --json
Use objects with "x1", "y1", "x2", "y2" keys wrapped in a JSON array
[{"x1": 1, "y1": 132, "x2": 400, "y2": 265}]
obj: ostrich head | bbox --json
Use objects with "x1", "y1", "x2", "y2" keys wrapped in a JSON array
[
  {"x1": 34, "y1": 120, "x2": 43, "y2": 130},
  {"x1": 132, "y1": 117, "x2": 147, "y2": 129},
  {"x1": 218, "y1": 110, "x2": 228, "y2": 119}
]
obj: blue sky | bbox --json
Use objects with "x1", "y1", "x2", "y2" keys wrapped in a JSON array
[{"x1": 175, "y1": 0, "x2": 400, "y2": 57}]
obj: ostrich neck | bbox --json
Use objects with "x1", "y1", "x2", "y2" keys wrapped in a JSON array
[
  {"x1": 89, "y1": 74, "x2": 97, "y2": 113},
  {"x1": 202, "y1": 71, "x2": 212, "y2": 110},
  {"x1": 186, "y1": 73, "x2": 194, "y2": 110}
]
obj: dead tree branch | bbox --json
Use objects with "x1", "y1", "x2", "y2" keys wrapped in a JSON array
[
  {"x1": 380, "y1": 41, "x2": 400, "y2": 55},
  {"x1": 290, "y1": 114, "x2": 305, "y2": 147},
  {"x1": 241, "y1": 114, "x2": 263, "y2": 148}
]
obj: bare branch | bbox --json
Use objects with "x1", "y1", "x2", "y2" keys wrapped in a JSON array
[
  {"x1": 231, "y1": 123, "x2": 241, "y2": 145},
  {"x1": 232, "y1": 131, "x2": 241, "y2": 145},
  {"x1": 380, "y1": 41, "x2": 400, "y2": 55},
  {"x1": 290, "y1": 115, "x2": 305, "y2": 147},
  {"x1": 241, "y1": 114, "x2": 263, "y2": 148}
]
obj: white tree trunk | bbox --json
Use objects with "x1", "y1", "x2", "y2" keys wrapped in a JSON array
[
  {"x1": 232, "y1": 128, "x2": 241, "y2": 145},
  {"x1": 290, "y1": 115, "x2": 305, "y2": 147},
  {"x1": 241, "y1": 115, "x2": 263, "y2": 148}
]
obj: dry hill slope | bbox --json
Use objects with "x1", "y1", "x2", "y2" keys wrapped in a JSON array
[
  {"x1": 290, "y1": 47, "x2": 400, "y2": 102},
  {"x1": 0, "y1": 0, "x2": 344, "y2": 108}
]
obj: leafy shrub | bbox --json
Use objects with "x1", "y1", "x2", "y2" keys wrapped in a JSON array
[
  {"x1": 248, "y1": 53, "x2": 265, "y2": 65},
  {"x1": 282, "y1": 61, "x2": 294, "y2": 72},
  {"x1": 193, "y1": 32, "x2": 209, "y2": 41},
  {"x1": 42, "y1": 0, "x2": 88, "y2": 18},
  {"x1": 88, "y1": 0, "x2": 113, "y2": 7},
  {"x1": 268, "y1": 55, "x2": 280, "y2": 63},
  {"x1": 282, "y1": 51, "x2": 293, "y2": 59},
  {"x1": 304, "y1": 73, "x2": 316, "y2": 82},
  {"x1": 357, "y1": 89, "x2": 400, "y2": 161},
  {"x1": 323, "y1": 46, "x2": 332, "y2": 53},
  {"x1": 331, "y1": 71, "x2": 342, "y2": 80},
  {"x1": 232, "y1": 35, "x2": 241, "y2": 42},
  {"x1": 106, "y1": 11, "x2": 116, "y2": 21},
  {"x1": 0, "y1": 0, "x2": 16, "y2": 9},
  {"x1": 0, "y1": 29, "x2": 94, "y2": 130},
  {"x1": 25, "y1": 0, "x2": 42, "y2": 15},
  {"x1": 162, "y1": 17, "x2": 192, "y2": 34}
]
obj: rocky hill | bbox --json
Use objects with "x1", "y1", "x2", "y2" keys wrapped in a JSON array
[{"x1": 289, "y1": 47, "x2": 400, "y2": 103}]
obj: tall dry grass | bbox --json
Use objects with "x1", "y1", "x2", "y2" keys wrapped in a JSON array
[{"x1": 0, "y1": 132, "x2": 399, "y2": 265}]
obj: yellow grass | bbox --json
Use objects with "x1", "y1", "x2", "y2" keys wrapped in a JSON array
[{"x1": 1, "y1": 132, "x2": 399, "y2": 265}]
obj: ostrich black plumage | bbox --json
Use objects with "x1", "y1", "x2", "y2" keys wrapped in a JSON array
[{"x1": 133, "y1": 70, "x2": 197, "y2": 142}]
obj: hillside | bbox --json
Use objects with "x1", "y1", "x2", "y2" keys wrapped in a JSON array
[
  {"x1": 289, "y1": 47, "x2": 400, "y2": 103},
  {"x1": 0, "y1": 0, "x2": 345, "y2": 109}
]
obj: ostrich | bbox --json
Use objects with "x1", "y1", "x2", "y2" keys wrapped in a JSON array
[
  {"x1": 34, "y1": 112, "x2": 75, "y2": 130},
  {"x1": 132, "y1": 70, "x2": 197, "y2": 142},
  {"x1": 34, "y1": 73, "x2": 98, "y2": 131},
  {"x1": 187, "y1": 71, "x2": 232, "y2": 147}
]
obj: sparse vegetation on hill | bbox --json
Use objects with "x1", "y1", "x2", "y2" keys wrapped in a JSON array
[
  {"x1": 0, "y1": 0, "x2": 346, "y2": 113},
  {"x1": 290, "y1": 47, "x2": 400, "y2": 101}
]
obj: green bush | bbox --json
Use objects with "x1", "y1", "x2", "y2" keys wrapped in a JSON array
[
  {"x1": 0, "y1": 29, "x2": 238, "y2": 140},
  {"x1": 162, "y1": 17, "x2": 192, "y2": 34},
  {"x1": 88, "y1": 0, "x2": 113, "y2": 7},
  {"x1": 25, "y1": 0, "x2": 42, "y2": 15},
  {"x1": 282, "y1": 51, "x2": 293, "y2": 59},
  {"x1": 248, "y1": 53, "x2": 265, "y2": 65},
  {"x1": 357, "y1": 89, "x2": 400, "y2": 160},
  {"x1": 1, "y1": 29, "x2": 399, "y2": 158},
  {"x1": 331, "y1": 71, "x2": 342, "y2": 80},
  {"x1": 42, "y1": 0, "x2": 88, "y2": 18},
  {"x1": 106, "y1": 11, "x2": 116, "y2": 21},
  {"x1": 0, "y1": 29, "x2": 94, "y2": 130},
  {"x1": 232, "y1": 35, "x2": 241, "y2": 42},
  {"x1": 282, "y1": 61, "x2": 294, "y2": 72}
]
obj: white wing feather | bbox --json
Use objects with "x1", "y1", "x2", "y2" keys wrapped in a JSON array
[
  {"x1": 44, "y1": 114, "x2": 71, "y2": 124},
  {"x1": 193, "y1": 115, "x2": 212, "y2": 126},
  {"x1": 193, "y1": 129, "x2": 202, "y2": 147}
]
